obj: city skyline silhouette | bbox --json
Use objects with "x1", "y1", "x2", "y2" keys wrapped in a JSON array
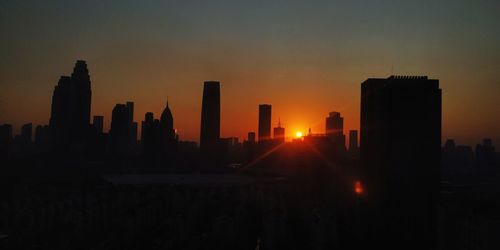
[
  {"x1": 1, "y1": 1, "x2": 499, "y2": 146},
  {"x1": 1, "y1": 45, "x2": 498, "y2": 250},
  {"x1": 0, "y1": 1, "x2": 499, "y2": 250},
  {"x1": 0, "y1": 59, "x2": 498, "y2": 147}
]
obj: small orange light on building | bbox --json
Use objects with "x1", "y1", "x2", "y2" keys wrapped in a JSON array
[{"x1": 355, "y1": 180, "x2": 363, "y2": 195}]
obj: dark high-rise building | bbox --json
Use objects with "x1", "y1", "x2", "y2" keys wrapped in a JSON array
[
  {"x1": 50, "y1": 76, "x2": 72, "y2": 128},
  {"x1": 21, "y1": 123, "x2": 32, "y2": 145},
  {"x1": 34, "y1": 125, "x2": 49, "y2": 151},
  {"x1": 475, "y1": 138, "x2": 496, "y2": 168},
  {"x1": 325, "y1": 111, "x2": 346, "y2": 153},
  {"x1": 130, "y1": 122, "x2": 138, "y2": 147},
  {"x1": 141, "y1": 112, "x2": 154, "y2": 145},
  {"x1": 13, "y1": 123, "x2": 33, "y2": 153},
  {"x1": 273, "y1": 120, "x2": 285, "y2": 143},
  {"x1": 326, "y1": 112, "x2": 343, "y2": 136},
  {"x1": 248, "y1": 132, "x2": 256, "y2": 143},
  {"x1": 258, "y1": 104, "x2": 272, "y2": 141},
  {"x1": 348, "y1": 130, "x2": 358, "y2": 151},
  {"x1": 444, "y1": 139, "x2": 456, "y2": 150},
  {"x1": 244, "y1": 131, "x2": 257, "y2": 162},
  {"x1": 49, "y1": 76, "x2": 71, "y2": 148},
  {"x1": 142, "y1": 112, "x2": 161, "y2": 157},
  {"x1": 160, "y1": 101, "x2": 177, "y2": 153},
  {"x1": 69, "y1": 60, "x2": 92, "y2": 140},
  {"x1": 126, "y1": 102, "x2": 134, "y2": 124},
  {"x1": 93, "y1": 116, "x2": 104, "y2": 134},
  {"x1": 160, "y1": 101, "x2": 174, "y2": 141},
  {"x1": 0, "y1": 124, "x2": 13, "y2": 144},
  {"x1": 126, "y1": 101, "x2": 136, "y2": 148},
  {"x1": 49, "y1": 60, "x2": 92, "y2": 151},
  {"x1": 109, "y1": 104, "x2": 130, "y2": 154},
  {"x1": 200, "y1": 81, "x2": 220, "y2": 150},
  {"x1": 220, "y1": 137, "x2": 240, "y2": 151},
  {"x1": 0, "y1": 124, "x2": 13, "y2": 158},
  {"x1": 360, "y1": 75, "x2": 441, "y2": 249}
]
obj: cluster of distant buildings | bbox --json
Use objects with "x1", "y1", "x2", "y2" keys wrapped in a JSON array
[
  {"x1": 0, "y1": 60, "x2": 361, "y2": 169},
  {"x1": 442, "y1": 138, "x2": 498, "y2": 177},
  {"x1": 0, "y1": 61, "x2": 178, "y2": 161},
  {"x1": 195, "y1": 80, "x2": 360, "y2": 161}
]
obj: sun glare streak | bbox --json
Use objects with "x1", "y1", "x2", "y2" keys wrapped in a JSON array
[
  {"x1": 302, "y1": 140, "x2": 338, "y2": 171},
  {"x1": 240, "y1": 142, "x2": 287, "y2": 170}
]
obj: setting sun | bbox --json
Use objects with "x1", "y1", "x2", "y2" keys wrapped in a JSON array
[{"x1": 295, "y1": 131, "x2": 303, "y2": 138}]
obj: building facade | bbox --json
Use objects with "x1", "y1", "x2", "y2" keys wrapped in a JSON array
[
  {"x1": 360, "y1": 75, "x2": 441, "y2": 249},
  {"x1": 200, "y1": 81, "x2": 221, "y2": 150},
  {"x1": 258, "y1": 104, "x2": 272, "y2": 142}
]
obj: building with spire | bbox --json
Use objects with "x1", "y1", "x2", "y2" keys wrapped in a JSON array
[
  {"x1": 160, "y1": 100, "x2": 177, "y2": 154},
  {"x1": 273, "y1": 119, "x2": 285, "y2": 143}
]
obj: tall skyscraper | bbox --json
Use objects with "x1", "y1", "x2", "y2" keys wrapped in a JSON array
[
  {"x1": 126, "y1": 101, "x2": 136, "y2": 148},
  {"x1": 360, "y1": 75, "x2": 441, "y2": 249},
  {"x1": 160, "y1": 101, "x2": 174, "y2": 141},
  {"x1": 141, "y1": 111, "x2": 163, "y2": 163},
  {"x1": 50, "y1": 76, "x2": 71, "y2": 128},
  {"x1": 348, "y1": 130, "x2": 358, "y2": 151},
  {"x1": 200, "y1": 81, "x2": 220, "y2": 150},
  {"x1": 21, "y1": 123, "x2": 32, "y2": 145},
  {"x1": 273, "y1": 120, "x2": 285, "y2": 143},
  {"x1": 325, "y1": 111, "x2": 346, "y2": 154},
  {"x1": 141, "y1": 112, "x2": 154, "y2": 144},
  {"x1": 34, "y1": 125, "x2": 49, "y2": 151},
  {"x1": 142, "y1": 112, "x2": 158, "y2": 156},
  {"x1": 258, "y1": 104, "x2": 272, "y2": 141},
  {"x1": 126, "y1": 102, "x2": 134, "y2": 124},
  {"x1": 160, "y1": 101, "x2": 176, "y2": 153},
  {"x1": 93, "y1": 116, "x2": 104, "y2": 134},
  {"x1": 49, "y1": 60, "x2": 92, "y2": 150},
  {"x1": 49, "y1": 76, "x2": 71, "y2": 148},
  {"x1": 109, "y1": 104, "x2": 130, "y2": 154},
  {"x1": 69, "y1": 60, "x2": 92, "y2": 140},
  {"x1": 130, "y1": 122, "x2": 138, "y2": 147}
]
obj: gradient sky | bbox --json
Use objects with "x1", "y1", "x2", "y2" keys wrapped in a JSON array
[{"x1": 1, "y1": 0, "x2": 499, "y2": 146}]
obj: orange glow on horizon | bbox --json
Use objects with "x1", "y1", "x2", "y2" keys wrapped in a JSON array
[
  {"x1": 295, "y1": 131, "x2": 303, "y2": 138},
  {"x1": 355, "y1": 180, "x2": 363, "y2": 195}
]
